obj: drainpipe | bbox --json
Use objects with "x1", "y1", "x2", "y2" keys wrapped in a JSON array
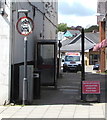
[
  {"x1": 43, "y1": 13, "x2": 45, "y2": 39},
  {"x1": 99, "y1": 21, "x2": 106, "y2": 72},
  {"x1": 8, "y1": 1, "x2": 12, "y2": 104}
]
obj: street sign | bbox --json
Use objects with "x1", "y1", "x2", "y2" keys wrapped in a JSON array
[
  {"x1": 16, "y1": 16, "x2": 34, "y2": 36},
  {"x1": 82, "y1": 81, "x2": 100, "y2": 94}
]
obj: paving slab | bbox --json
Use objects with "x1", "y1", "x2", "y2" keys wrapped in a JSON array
[{"x1": 0, "y1": 103, "x2": 105, "y2": 119}]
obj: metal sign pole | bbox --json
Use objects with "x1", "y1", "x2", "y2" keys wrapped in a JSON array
[
  {"x1": 58, "y1": 40, "x2": 60, "y2": 78},
  {"x1": 16, "y1": 13, "x2": 34, "y2": 105},
  {"x1": 81, "y1": 28, "x2": 85, "y2": 81},
  {"x1": 23, "y1": 36, "x2": 28, "y2": 105}
]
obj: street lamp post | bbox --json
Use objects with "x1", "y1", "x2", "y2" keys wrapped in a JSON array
[
  {"x1": 58, "y1": 39, "x2": 62, "y2": 78},
  {"x1": 57, "y1": 32, "x2": 62, "y2": 78}
]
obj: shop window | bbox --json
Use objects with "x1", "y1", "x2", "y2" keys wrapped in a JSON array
[{"x1": 89, "y1": 54, "x2": 99, "y2": 65}]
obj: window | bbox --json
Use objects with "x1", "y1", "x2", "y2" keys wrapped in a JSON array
[
  {"x1": 89, "y1": 54, "x2": 99, "y2": 65},
  {"x1": 65, "y1": 56, "x2": 80, "y2": 61}
]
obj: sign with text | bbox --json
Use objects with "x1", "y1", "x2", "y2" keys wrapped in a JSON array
[{"x1": 82, "y1": 81, "x2": 100, "y2": 94}]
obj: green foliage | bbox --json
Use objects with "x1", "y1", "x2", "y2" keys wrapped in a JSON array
[
  {"x1": 57, "y1": 23, "x2": 99, "y2": 33},
  {"x1": 85, "y1": 25, "x2": 99, "y2": 32},
  {"x1": 57, "y1": 23, "x2": 68, "y2": 32}
]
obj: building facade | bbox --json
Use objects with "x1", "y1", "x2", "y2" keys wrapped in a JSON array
[
  {"x1": 97, "y1": 0, "x2": 107, "y2": 72},
  {"x1": 59, "y1": 31, "x2": 99, "y2": 66},
  {"x1": 0, "y1": 0, "x2": 58, "y2": 105}
]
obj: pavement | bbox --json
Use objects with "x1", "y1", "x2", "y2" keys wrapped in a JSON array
[
  {"x1": 0, "y1": 103, "x2": 106, "y2": 119},
  {"x1": 0, "y1": 66, "x2": 107, "y2": 119}
]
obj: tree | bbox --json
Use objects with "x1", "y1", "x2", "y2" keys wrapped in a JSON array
[
  {"x1": 85, "y1": 25, "x2": 99, "y2": 32},
  {"x1": 57, "y1": 23, "x2": 67, "y2": 32}
]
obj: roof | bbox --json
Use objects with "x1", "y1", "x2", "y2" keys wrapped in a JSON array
[
  {"x1": 58, "y1": 30, "x2": 81, "y2": 42},
  {"x1": 68, "y1": 30, "x2": 81, "y2": 35},
  {"x1": 63, "y1": 30, "x2": 81, "y2": 38},
  {"x1": 64, "y1": 31, "x2": 73, "y2": 37},
  {"x1": 61, "y1": 30, "x2": 81, "y2": 46},
  {"x1": 85, "y1": 32, "x2": 99, "y2": 44},
  {"x1": 60, "y1": 32, "x2": 99, "y2": 52},
  {"x1": 61, "y1": 37, "x2": 74, "y2": 46}
]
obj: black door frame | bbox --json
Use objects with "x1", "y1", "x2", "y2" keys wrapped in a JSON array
[{"x1": 35, "y1": 40, "x2": 57, "y2": 87}]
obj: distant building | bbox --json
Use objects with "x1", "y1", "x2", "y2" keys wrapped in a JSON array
[
  {"x1": 63, "y1": 29, "x2": 80, "y2": 38},
  {"x1": 60, "y1": 32, "x2": 99, "y2": 66},
  {"x1": 63, "y1": 31, "x2": 73, "y2": 38},
  {"x1": 96, "y1": 0, "x2": 107, "y2": 72},
  {"x1": 58, "y1": 30, "x2": 80, "y2": 45}
]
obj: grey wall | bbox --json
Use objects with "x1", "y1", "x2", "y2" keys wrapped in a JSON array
[
  {"x1": 0, "y1": 0, "x2": 58, "y2": 104},
  {"x1": 12, "y1": 1, "x2": 58, "y2": 64}
]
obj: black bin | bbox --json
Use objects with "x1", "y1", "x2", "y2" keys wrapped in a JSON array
[{"x1": 33, "y1": 70, "x2": 41, "y2": 99}]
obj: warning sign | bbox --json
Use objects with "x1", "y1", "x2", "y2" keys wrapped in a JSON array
[
  {"x1": 16, "y1": 16, "x2": 34, "y2": 36},
  {"x1": 82, "y1": 81, "x2": 100, "y2": 94}
]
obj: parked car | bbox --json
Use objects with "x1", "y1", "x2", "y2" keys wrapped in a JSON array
[{"x1": 93, "y1": 64, "x2": 99, "y2": 70}]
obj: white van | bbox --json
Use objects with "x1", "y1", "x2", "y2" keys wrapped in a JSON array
[{"x1": 63, "y1": 52, "x2": 82, "y2": 72}]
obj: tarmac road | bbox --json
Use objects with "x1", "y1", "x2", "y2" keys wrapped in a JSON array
[{"x1": 33, "y1": 65, "x2": 107, "y2": 104}]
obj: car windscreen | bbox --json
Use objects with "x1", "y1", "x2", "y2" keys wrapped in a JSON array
[{"x1": 65, "y1": 56, "x2": 80, "y2": 61}]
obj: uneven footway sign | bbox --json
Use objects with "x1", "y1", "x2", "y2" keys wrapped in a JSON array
[{"x1": 82, "y1": 81, "x2": 100, "y2": 94}]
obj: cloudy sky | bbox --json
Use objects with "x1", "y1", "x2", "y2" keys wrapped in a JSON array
[{"x1": 58, "y1": 0, "x2": 98, "y2": 28}]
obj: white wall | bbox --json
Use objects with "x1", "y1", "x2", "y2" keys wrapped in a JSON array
[{"x1": 0, "y1": 2, "x2": 11, "y2": 105}]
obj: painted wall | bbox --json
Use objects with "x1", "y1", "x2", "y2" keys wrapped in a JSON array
[
  {"x1": 12, "y1": 1, "x2": 58, "y2": 64},
  {"x1": 0, "y1": 2, "x2": 11, "y2": 105}
]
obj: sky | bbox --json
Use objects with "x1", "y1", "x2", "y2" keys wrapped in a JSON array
[{"x1": 58, "y1": 0, "x2": 98, "y2": 28}]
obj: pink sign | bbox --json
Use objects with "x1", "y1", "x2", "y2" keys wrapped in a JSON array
[{"x1": 82, "y1": 81, "x2": 100, "y2": 94}]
